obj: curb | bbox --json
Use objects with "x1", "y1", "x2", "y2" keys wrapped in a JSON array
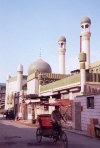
[{"x1": 62, "y1": 127, "x2": 90, "y2": 137}]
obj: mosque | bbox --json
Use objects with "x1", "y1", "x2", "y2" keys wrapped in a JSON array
[{"x1": 5, "y1": 16, "x2": 100, "y2": 133}]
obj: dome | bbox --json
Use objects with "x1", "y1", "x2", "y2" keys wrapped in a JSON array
[
  {"x1": 81, "y1": 16, "x2": 91, "y2": 25},
  {"x1": 58, "y1": 36, "x2": 66, "y2": 42},
  {"x1": 28, "y1": 59, "x2": 52, "y2": 75}
]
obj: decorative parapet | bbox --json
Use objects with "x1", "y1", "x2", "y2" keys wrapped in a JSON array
[
  {"x1": 90, "y1": 60, "x2": 100, "y2": 73},
  {"x1": 40, "y1": 74, "x2": 81, "y2": 92},
  {"x1": 84, "y1": 83, "x2": 100, "y2": 95},
  {"x1": 27, "y1": 72, "x2": 67, "y2": 82},
  {"x1": 8, "y1": 75, "x2": 27, "y2": 82},
  {"x1": 86, "y1": 73, "x2": 100, "y2": 82},
  {"x1": 9, "y1": 76, "x2": 17, "y2": 82},
  {"x1": 27, "y1": 72, "x2": 38, "y2": 81}
]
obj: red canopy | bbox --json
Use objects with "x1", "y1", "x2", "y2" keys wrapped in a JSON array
[{"x1": 42, "y1": 99, "x2": 72, "y2": 106}]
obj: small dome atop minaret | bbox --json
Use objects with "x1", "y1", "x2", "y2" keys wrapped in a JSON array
[
  {"x1": 58, "y1": 36, "x2": 66, "y2": 42},
  {"x1": 17, "y1": 64, "x2": 23, "y2": 72},
  {"x1": 81, "y1": 16, "x2": 91, "y2": 25}
]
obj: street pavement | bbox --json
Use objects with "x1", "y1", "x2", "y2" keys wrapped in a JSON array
[{"x1": 0, "y1": 115, "x2": 100, "y2": 148}]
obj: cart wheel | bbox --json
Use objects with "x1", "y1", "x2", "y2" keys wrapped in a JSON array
[
  {"x1": 60, "y1": 131, "x2": 68, "y2": 148},
  {"x1": 52, "y1": 130, "x2": 59, "y2": 143},
  {"x1": 36, "y1": 128, "x2": 42, "y2": 143}
]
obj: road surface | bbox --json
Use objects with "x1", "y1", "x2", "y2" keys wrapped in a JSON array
[{"x1": 0, "y1": 116, "x2": 100, "y2": 148}]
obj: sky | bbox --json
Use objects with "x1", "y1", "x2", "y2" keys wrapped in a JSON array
[{"x1": 0, "y1": 0, "x2": 100, "y2": 82}]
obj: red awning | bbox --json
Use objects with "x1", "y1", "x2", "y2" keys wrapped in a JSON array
[{"x1": 42, "y1": 99, "x2": 72, "y2": 106}]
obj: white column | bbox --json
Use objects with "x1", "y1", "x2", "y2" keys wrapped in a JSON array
[
  {"x1": 17, "y1": 65, "x2": 23, "y2": 92},
  {"x1": 58, "y1": 36, "x2": 66, "y2": 74},
  {"x1": 59, "y1": 52, "x2": 65, "y2": 74},
  {"x1": 69, "y1": 91, "x2": 73, "y2": 100},
  {"x1": 81, "y1": 32, "x2": 91, "y2": 69},
  {"x1": 80, "y1": 67, "x2": 86, "y2": 93}
]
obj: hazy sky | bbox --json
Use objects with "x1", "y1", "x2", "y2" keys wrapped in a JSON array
[{"x1": 0, "y1": 0, "x2": 100, "y2": 82}]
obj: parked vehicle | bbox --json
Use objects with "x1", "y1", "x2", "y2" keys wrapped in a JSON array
[{"x1": 5, "y1": 109, "x2": 15, "y2": 120}]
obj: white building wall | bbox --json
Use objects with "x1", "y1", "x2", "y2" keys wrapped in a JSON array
[
  {"x1": 5, "y1": 80, "x2": 17, "y2": 109},
  {"x1": 8, "y1": 78, "x2": 27, "y2": 94},
  {"x1": 63, "y1": 91, "x2": 80, "y2": 100},
  {"x1": 8, "y1": 81, "x2": 17, "y2": 94},
  {"x1": 63, "y1": 94, "x2": 69, "y2": 99},
  {"x1": 72, "y1": 92, "x2": 81, "y2": 99},
  {"x1": 5, "y1": 76, "x2": 27, "y2": 110},
  {"x1": 27, "y1": 78, "x2": 39, "y2": 95},
  {"x1": 34, "y1": 103, "x2": 50, "y2": 119},
  {"x1": 75, "y1": 94, "x2": 100, "y2": 131}
]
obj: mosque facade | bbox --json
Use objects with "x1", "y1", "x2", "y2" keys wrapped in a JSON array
[{"x1": 5, "y1": 16, "x2": 100, "y2": 132}]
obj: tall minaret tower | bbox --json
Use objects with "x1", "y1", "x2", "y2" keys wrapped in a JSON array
[
  {"x1": 17, "y1": 64, "x2": 23, "y2": 92},
  {"x1": 58, "y1": 36, "x2": 66, "y2": 74},
  {"x1": 80, "y1": 16, "x2": 91, "y2": 69}
]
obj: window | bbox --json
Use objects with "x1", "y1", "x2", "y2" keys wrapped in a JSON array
[
  {"x1": 42, "y1": 100, "x2": 49, "y2": 111},
  {"x1": 87, "y1": 96, "x2": 94, "y2": 109},
  {"x1": 1, "y1": 87, "x2": 4, "y2": 90},
  {"x1": 1, "y1": 93, "x2": 5, "y2": 97}
]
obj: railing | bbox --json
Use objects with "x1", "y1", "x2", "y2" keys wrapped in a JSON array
[
  {"x1": 86, "y1": 73, "x2": 100, "y2": 82},
  {"x1": 40, "y1": 74, "x2": 80, "y2": 92}
]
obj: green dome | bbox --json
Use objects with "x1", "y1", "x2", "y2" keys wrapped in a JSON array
[{"x1": 28, "y1": 59, "x2": 52, "y2": 75}]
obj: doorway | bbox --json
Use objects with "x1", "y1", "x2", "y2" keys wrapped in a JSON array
[{"x1": 75, "y1": 102, "x2": 81, "y2": 130}]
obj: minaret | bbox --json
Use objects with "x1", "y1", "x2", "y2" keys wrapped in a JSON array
[
  {"x1": 5, "y1": 75, "x2": 11, "y2": 110},
  {"x1": 58, "y1": 36, "x2": 66, "y2": 74},
  {"x1": 17, "y1": 64, "x2": 23, "y2": 92},
  {"x1": 80, "y1": 16, "x2": 91, "y2": 69}
]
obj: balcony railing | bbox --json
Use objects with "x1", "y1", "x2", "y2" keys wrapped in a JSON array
[{"x1": 86, "y1": 73, "x2": 100, "y2": 82}]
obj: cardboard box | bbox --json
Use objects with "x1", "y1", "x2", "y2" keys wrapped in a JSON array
[
  {"x1": 87, "y1": 124, "x2": 95, "y2": 137},
  {"x1": 90, "y1": 118, "x2": 98, "y2": 125}
]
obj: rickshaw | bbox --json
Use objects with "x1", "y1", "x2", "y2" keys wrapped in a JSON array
[{"x1": 36, "y1": 101, "x2": 68, "y2": 148}]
